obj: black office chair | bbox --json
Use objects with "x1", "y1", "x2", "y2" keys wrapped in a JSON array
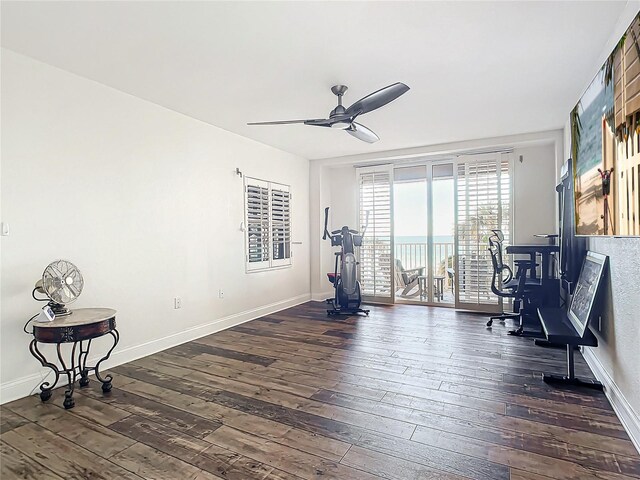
[
  {"x1": 487, "y1": 235, "x2": 541, "y2": 335},
  {"x1": 488, "y1": 240, "x2": 534, "y2": 333},
  {"x1": 487, "y1": 238, "x2": 525, "y2": 327},
  {"x1": 489, "y1": 229, "x2": 536, "y2": 280}
]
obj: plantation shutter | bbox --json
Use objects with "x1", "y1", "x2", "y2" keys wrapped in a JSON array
[
  {"x1": 455, "y1": 152, "x2": 512, "y2": 312},
  {"x1": 245, "y1": 179, "x2": 271, "y2": 271},
  {"x1": 271, "y1": 183, "x2": 292, "y2": 267},
  {"x1": 358, "y1": 166, "x2": 394, "y2": 303}
]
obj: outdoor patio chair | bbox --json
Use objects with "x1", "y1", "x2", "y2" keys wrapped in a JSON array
[{"x1": 394, "y1": 259, "x2": 425, "y2": 297}]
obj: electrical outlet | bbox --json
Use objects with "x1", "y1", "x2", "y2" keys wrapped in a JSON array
[
  {"x1": 218, "y1": 289, "x2": 224, "y2": 299},
  {"x1": 174, "y1": 297, "x2": 182, "y2": 309}
]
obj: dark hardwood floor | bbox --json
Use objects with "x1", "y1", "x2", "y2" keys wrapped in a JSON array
[{"x1": 2, "y1": 302, "x2": 639, "y2": 479}]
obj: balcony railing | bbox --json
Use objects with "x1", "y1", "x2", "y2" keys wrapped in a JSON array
[{"x1": 394, "y1": 242, "x2": 455, "y2": 289}]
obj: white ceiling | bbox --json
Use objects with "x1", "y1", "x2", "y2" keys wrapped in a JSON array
[{"x1": 1, "y1": 1, "x2": 627, "y2": 160}]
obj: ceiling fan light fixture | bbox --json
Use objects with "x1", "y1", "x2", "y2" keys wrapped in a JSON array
[{"x1": 331, "y1": 120, "x2": 352, "y2": 130}]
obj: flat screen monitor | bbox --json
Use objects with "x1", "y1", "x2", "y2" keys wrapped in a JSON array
[{"x1": 568, "y1": 251, "x2": 608, "y2": 336}]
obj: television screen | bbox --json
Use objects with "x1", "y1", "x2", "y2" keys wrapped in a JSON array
[
  {"x1": 570, "y1": 12, "x2": 640, "y2": 237},
  {"x1": 558, "y1": 159, "x2": 587, "y2": 294}
]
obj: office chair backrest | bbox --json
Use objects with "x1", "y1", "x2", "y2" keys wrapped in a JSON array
[
  {"x1": 489, "y1": 238, "x2": 520, "y2": 296},
  {"x1": 489, "y1": 230, "x2": 513, "y2": 282},
  {"x1": 489, "y1": 236, "x2": 505, "y2": 271},
  {"x1": 488, "y1": 239, "x2": 504, "y2": 296},
  {"x1": 490, "y1": 229, "x2": 504, "y2": 243},
  {"x1": 488, "y1": 236, "x2": 514, "y2": 287}
]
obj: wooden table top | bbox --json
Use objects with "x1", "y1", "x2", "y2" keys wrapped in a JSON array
[
  {"x1": 34, "y1": 308, "x2": 117, "y2": 328},
  {"x1": 32, "y1": 308, "x2": 117, "y2": 343}
]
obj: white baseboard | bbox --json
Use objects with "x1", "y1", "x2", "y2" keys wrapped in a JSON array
[
  {"x1": 582, "y1": 346, "x2": 640, "y2": 454},
  {"x1": 311, "y1": 291, "x2": 333, "y2": 302},
  {"x1": 0, "y1": 293, "x2": 311, "y2": 405},
  {"x1": 0, "y1": 372, "x2": 54, "y2": 405}
]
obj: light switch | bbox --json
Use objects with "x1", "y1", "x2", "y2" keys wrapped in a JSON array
[{"x1": 1, "y1": 222, "x2": 9, "y2": 236}]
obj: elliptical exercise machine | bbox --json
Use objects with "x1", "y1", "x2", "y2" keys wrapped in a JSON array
[{"x1": 323, "y1": 207, "x2": 370, "y2": 316}]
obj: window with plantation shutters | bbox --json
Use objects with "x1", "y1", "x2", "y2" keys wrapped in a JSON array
[
  {"x1": 245, "y1": 178, "x2": 291, "y2": 272},
  {"x1": 455, "y1": 152, "x2": 512, "y2": 311},
  {"x1": 271, "y1": 187, "x2": 291, "y2": 266},
  {"x1": 358, "y1": 166, "x2": 393, "y2": 302}
]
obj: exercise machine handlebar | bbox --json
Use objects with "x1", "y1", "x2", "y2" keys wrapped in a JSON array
[
  {"x1": 323, "y1": 207, "x2": 370, "y2": 239},
  {"x1": 322, "y1": 207, "x2": 330, "y2": 240}
]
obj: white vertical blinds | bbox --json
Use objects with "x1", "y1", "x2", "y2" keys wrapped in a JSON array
[
  {"x1": 358, "y1": 168, "x2": 393, "y2": 301},
  {"x1": 245, "y1": 178, "x2": 291, "y2": 271},
  {"x1": 456, "y1": 153, "x2": 511, "y2": 308}
]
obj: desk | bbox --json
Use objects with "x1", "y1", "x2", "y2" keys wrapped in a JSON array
[
  {"x1": 29, "y1": 308, "x2": 119, "y2": 409},
  {"x1": 534, "y1": 234, "x2": 559, "y2": 245},
  {"x1": 506, "y1": 244, "x2": 559, "y2": 280},
  {"x1": 506, "y1": 245, "x2": 560, "y2": 307}
]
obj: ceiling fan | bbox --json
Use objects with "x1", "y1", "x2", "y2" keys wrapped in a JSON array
[{"x1": 247, "y1": 82, "x2": 410, "y2": 143}]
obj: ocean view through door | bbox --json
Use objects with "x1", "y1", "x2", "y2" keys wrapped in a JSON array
[{"x1": 393, "y1": 163, "x2": 455, "y2": 306}]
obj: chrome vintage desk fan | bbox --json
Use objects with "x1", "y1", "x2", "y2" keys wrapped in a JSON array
[{"x1": 32, "y1": 259, "x2": 84, "y2": 316}]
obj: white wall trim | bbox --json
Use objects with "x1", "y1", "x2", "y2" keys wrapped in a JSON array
[
  {"x1": 0, "y1": 293, "x2": 311, "y2": 405},
  {"x1": 582, "y1": 346, "x2": 640, "y2": 454},
  {"x1": 312, "y1": 129, "x2": 563, "y2": 167},
  {"x1": 311, "y1": 291, "x2": 334, "y2": 302}
]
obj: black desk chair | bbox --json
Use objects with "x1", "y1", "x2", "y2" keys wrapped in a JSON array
[
  {"x1": 487, "y1": 238, "x2": 532, "y2": 330},
  {"x1": 489, "y1": 230, "x2": 538, "y2": 280},
  {"x1": 486, "y1": 232, "x2": 540, "y2": 331}
]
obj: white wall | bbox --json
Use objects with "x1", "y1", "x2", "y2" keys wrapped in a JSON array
[
  {"x1": 562, "y1": 122, "x2": 640, "y2": 449},
  {"x1": 559, "y1": 2, "x2": 640, "y2": 452},
  {"x1": 0, "y1": 50, "x2": 310, "y2": 403},
  {"x1": 310, "y1": 140, "x2": 559, "y2": 299},
  {"x1": 512, "y1": 144, "x2": 557, "y2": 243}
]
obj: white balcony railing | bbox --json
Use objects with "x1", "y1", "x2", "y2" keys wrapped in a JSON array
[{"x1": 394, "y1": 242, "x2": 455, "y2": 289}]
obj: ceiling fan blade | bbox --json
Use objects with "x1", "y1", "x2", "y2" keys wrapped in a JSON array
[
  {"x1": 247, "y1": 119, "x2": 325, "y2": 125},
  {"x1": 346, "y1": 122, "x2": 379, "y2": 143},
  {"x1": 303, "y1": 119, "x2": 334, "y2": 127},
  {"x1": 345, "y1": 82, "x2": 410, "y2": 117}
]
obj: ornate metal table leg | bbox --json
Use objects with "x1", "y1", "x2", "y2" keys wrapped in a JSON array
[
  {"x1": 93, "y1": 329, "x2": 119, "y2": 393},
  {"x1": 58, "y1": 343, "x2": 77, "y2": 409},
  {"x1": 29, "y1": 339, "x2": 60, "y2": 402},
  {"x1": 78, "y1": 340, "x2": 92, "y2": 388}
]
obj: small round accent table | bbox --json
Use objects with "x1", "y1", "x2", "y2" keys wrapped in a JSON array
[{"x1": 29, "y1": 308, "x2": 119, "y2": 409}]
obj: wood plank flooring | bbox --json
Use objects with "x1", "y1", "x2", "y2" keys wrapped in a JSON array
[{"x1": 2, "y1": 302, "x2": 639, "y2": 479}]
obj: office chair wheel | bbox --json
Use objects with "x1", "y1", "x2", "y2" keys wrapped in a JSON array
[
  {"x1": 508, "y1": 326, "x2": 524, "y2": 336},
  {"x1": 486, "y1": 319, "x2": 493, "y2": 327}
]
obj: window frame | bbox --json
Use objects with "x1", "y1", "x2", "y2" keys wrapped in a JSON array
[{"x1": 244, "y1": 176, "x2": 292, "y2": 273}]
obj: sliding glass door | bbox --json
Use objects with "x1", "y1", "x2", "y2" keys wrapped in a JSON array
[
  {"x1": 392, "y1": 162, "x2": 455, "y2": 306},
  {"x1": 357, "y1": 154, "x2": 512, "y2": 311},
  {"x1": 393, "y1": 165, "x2": 427, "y2": 304},
  {"x1": 431, "y1": 163, "x2": 456, "y2": 305}
]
